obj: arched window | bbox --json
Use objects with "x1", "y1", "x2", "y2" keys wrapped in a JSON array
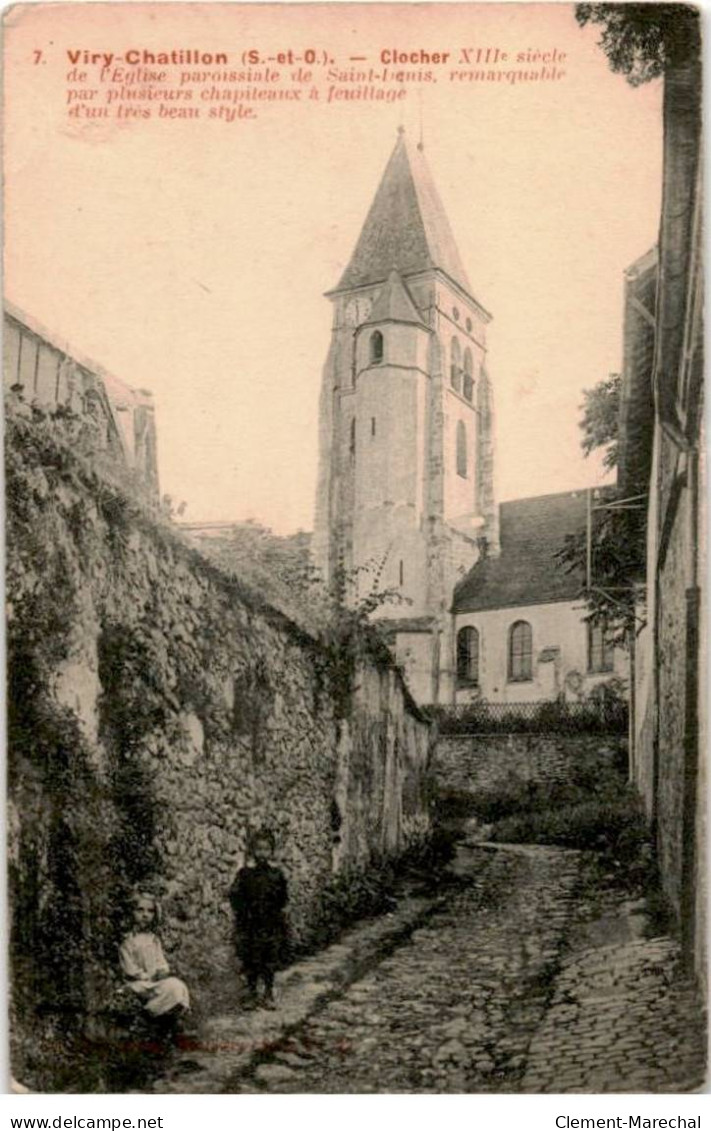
[
  {"x1": 349, "y1": 417, "x2": 356, "y2": 458},
  {"x1": 509, "y1": 621, "x2": 533, "y2": 681},
  {"x1": 456, "y1": 626, "x2": 480, "y2": 686},
  {"x1": 456, "y1": 420, "x2": 467, "y2": 478},
  {"x1": 463, "y1": 348, "x2": 474, "y2": 402},
  {"x1": 370, "y1": 330, "x2": 384, "y2": 364},
  {"x1": 588, "y1": 622, "x2": 614, "y2": 673},
  {"x1": 450, "y1": 338, "x2": 461, "y2": 392}
]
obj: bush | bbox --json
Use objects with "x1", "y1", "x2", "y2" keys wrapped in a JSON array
[
  {"x1": 429, "y1": 697, "x2": 628, "y2": 735},
  {"x1": 489, "y1": 784, "x2": 651, "y2": 883},
  {"x1": 300, "y1": 829, "x2": 458, "y2": 956},
  {"x1": 437, "y1": 751, "x2": 652, "y2": 887},
  {"x1": 310, "y1": 865, "x2": 395, "y2": 949}
]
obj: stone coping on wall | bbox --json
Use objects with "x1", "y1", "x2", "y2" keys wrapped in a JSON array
[{"x1": 434, "y1": 732, "x2": 629, "y2": 739}]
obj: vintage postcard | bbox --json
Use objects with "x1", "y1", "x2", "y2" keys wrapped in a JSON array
[{"x1": 4, "y1": 1, "x2": 705, "y2": 1096}]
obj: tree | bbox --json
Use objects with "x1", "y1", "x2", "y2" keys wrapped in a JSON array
[
  {"x1": 188, "y1": 520, "x2": 408, "y2": 636},
  {"x1": 575, "y1": 4, "x2": 701, "y2": 86},
  {"x1": 187, "y1": 520, "x2": 319, "y2": 628},
  {"x1": 568, "y1": 3, "x2": 701, "y2": 639},
  {"x1": 557, "y1": 376, "x2": 641, "y2": 643},
  {"x1": 580, "y1": 374, "x2": 620, "y2": 470},
  {"x1": 557, "y1": 506, "x2": 641, "y2": 644},
  {"x1": 188, "y1": 519, "x2": 411, "y2": 710}
]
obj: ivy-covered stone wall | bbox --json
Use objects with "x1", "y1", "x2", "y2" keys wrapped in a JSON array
[{"x1": 6, "y1": 408, "x2": 432, "y2": 1075}]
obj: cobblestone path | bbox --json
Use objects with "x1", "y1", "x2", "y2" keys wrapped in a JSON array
[
  {"x1": 154, "y1": 841, "x2": 706, "y2": 1095},
  {"x1": 522, "y1": 936, "x2": 706, "y2": 1093},
  {"x1": 229, "y1": 845, "x2": 581, "y2": 1093}
]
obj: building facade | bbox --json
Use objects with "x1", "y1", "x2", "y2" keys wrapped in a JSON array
[
  {"x1": 621, "y1": 54, "x2": 704, "y2": 988},
  {"x1": 452, "y1": 491, "x2": 625, "y2": 704}
]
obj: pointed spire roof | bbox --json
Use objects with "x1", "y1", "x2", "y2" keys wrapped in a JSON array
[
  {"x1": 364, "y1": 269, "x2": 426, "y2": 327},
  {"x1": 334, "y1": 129, "x2": 473, "y2": 297}
]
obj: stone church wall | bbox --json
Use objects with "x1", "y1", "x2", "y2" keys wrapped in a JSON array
[
  {"x1": 453, "y1": 601, "x2": 627, "y2": 705},
  {"x1": 6, "y1": 407, "x2": 432, "y2": 1057}
]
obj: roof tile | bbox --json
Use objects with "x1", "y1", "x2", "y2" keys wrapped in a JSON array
[
  {"x1": 363, "y1": 269, "x2": 426, "y2": 327},
  {"x1": 335, "y1": 132, "x2": 473, "y2": 297}
]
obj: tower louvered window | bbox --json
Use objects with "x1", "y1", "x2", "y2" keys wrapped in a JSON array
[
  {"x1": 463, "y1": 348, "x2": 474, "y2": 402},
  {"x1": 450, "y1": 337, "x2": 462, "y2": 392}
]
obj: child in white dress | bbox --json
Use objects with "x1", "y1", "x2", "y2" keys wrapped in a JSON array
[{"x1": 119, "y1": 891, "x2": 190, "y2": 1019}]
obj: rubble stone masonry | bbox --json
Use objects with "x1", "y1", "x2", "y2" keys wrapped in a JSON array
[
  {"x1": 434, "y1": 733, "x2": 626, "y2": 797},
  {"x1": 6, "y1": 407, "x2": 432, "y2": 1051}
]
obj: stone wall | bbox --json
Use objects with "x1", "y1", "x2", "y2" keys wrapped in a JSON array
[
  {"x1": 635, "y1": 51, "x2": 704, "y2": 990},
  {"x1": 434, "y1": 733, "x2": 627, "y2": 797},
  {"x1": 653, "y1": 425, "x2": 704, "y2": 977},
  {"x1": 633, "y1": 425, "x2": 705, "y2": 989},
  {"x1": 655, "y1": 434, "x2": 690, "y2": 925},
  {"x1": 6, "y1": 408, "x2": 432, "y2": 1058}
]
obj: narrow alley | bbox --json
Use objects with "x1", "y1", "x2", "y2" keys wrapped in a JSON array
[
  {"x1": 151, "y1": 841, "x2": 706, "y2": 1095},
  {"x1": 235, "y1": 845, "x2": 578, "y2": 1093}
]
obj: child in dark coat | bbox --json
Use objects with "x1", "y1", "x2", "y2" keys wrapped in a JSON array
[{"x1": 229, "y1": 830, "x2": 288, "y2": 1010}]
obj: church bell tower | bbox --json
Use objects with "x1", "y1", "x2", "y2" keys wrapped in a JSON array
[{"x1": 312, "y1": 129, "x2": 497, "y2": 704}]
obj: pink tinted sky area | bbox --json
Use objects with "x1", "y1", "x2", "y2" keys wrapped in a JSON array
[{"x1": 4, "y1": 3, "x2": 662, "y2": 532}]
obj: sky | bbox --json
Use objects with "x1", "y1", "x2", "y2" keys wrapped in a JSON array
[{"x1": 4, "y1": 3, "x2": 663, "y2": 533}]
